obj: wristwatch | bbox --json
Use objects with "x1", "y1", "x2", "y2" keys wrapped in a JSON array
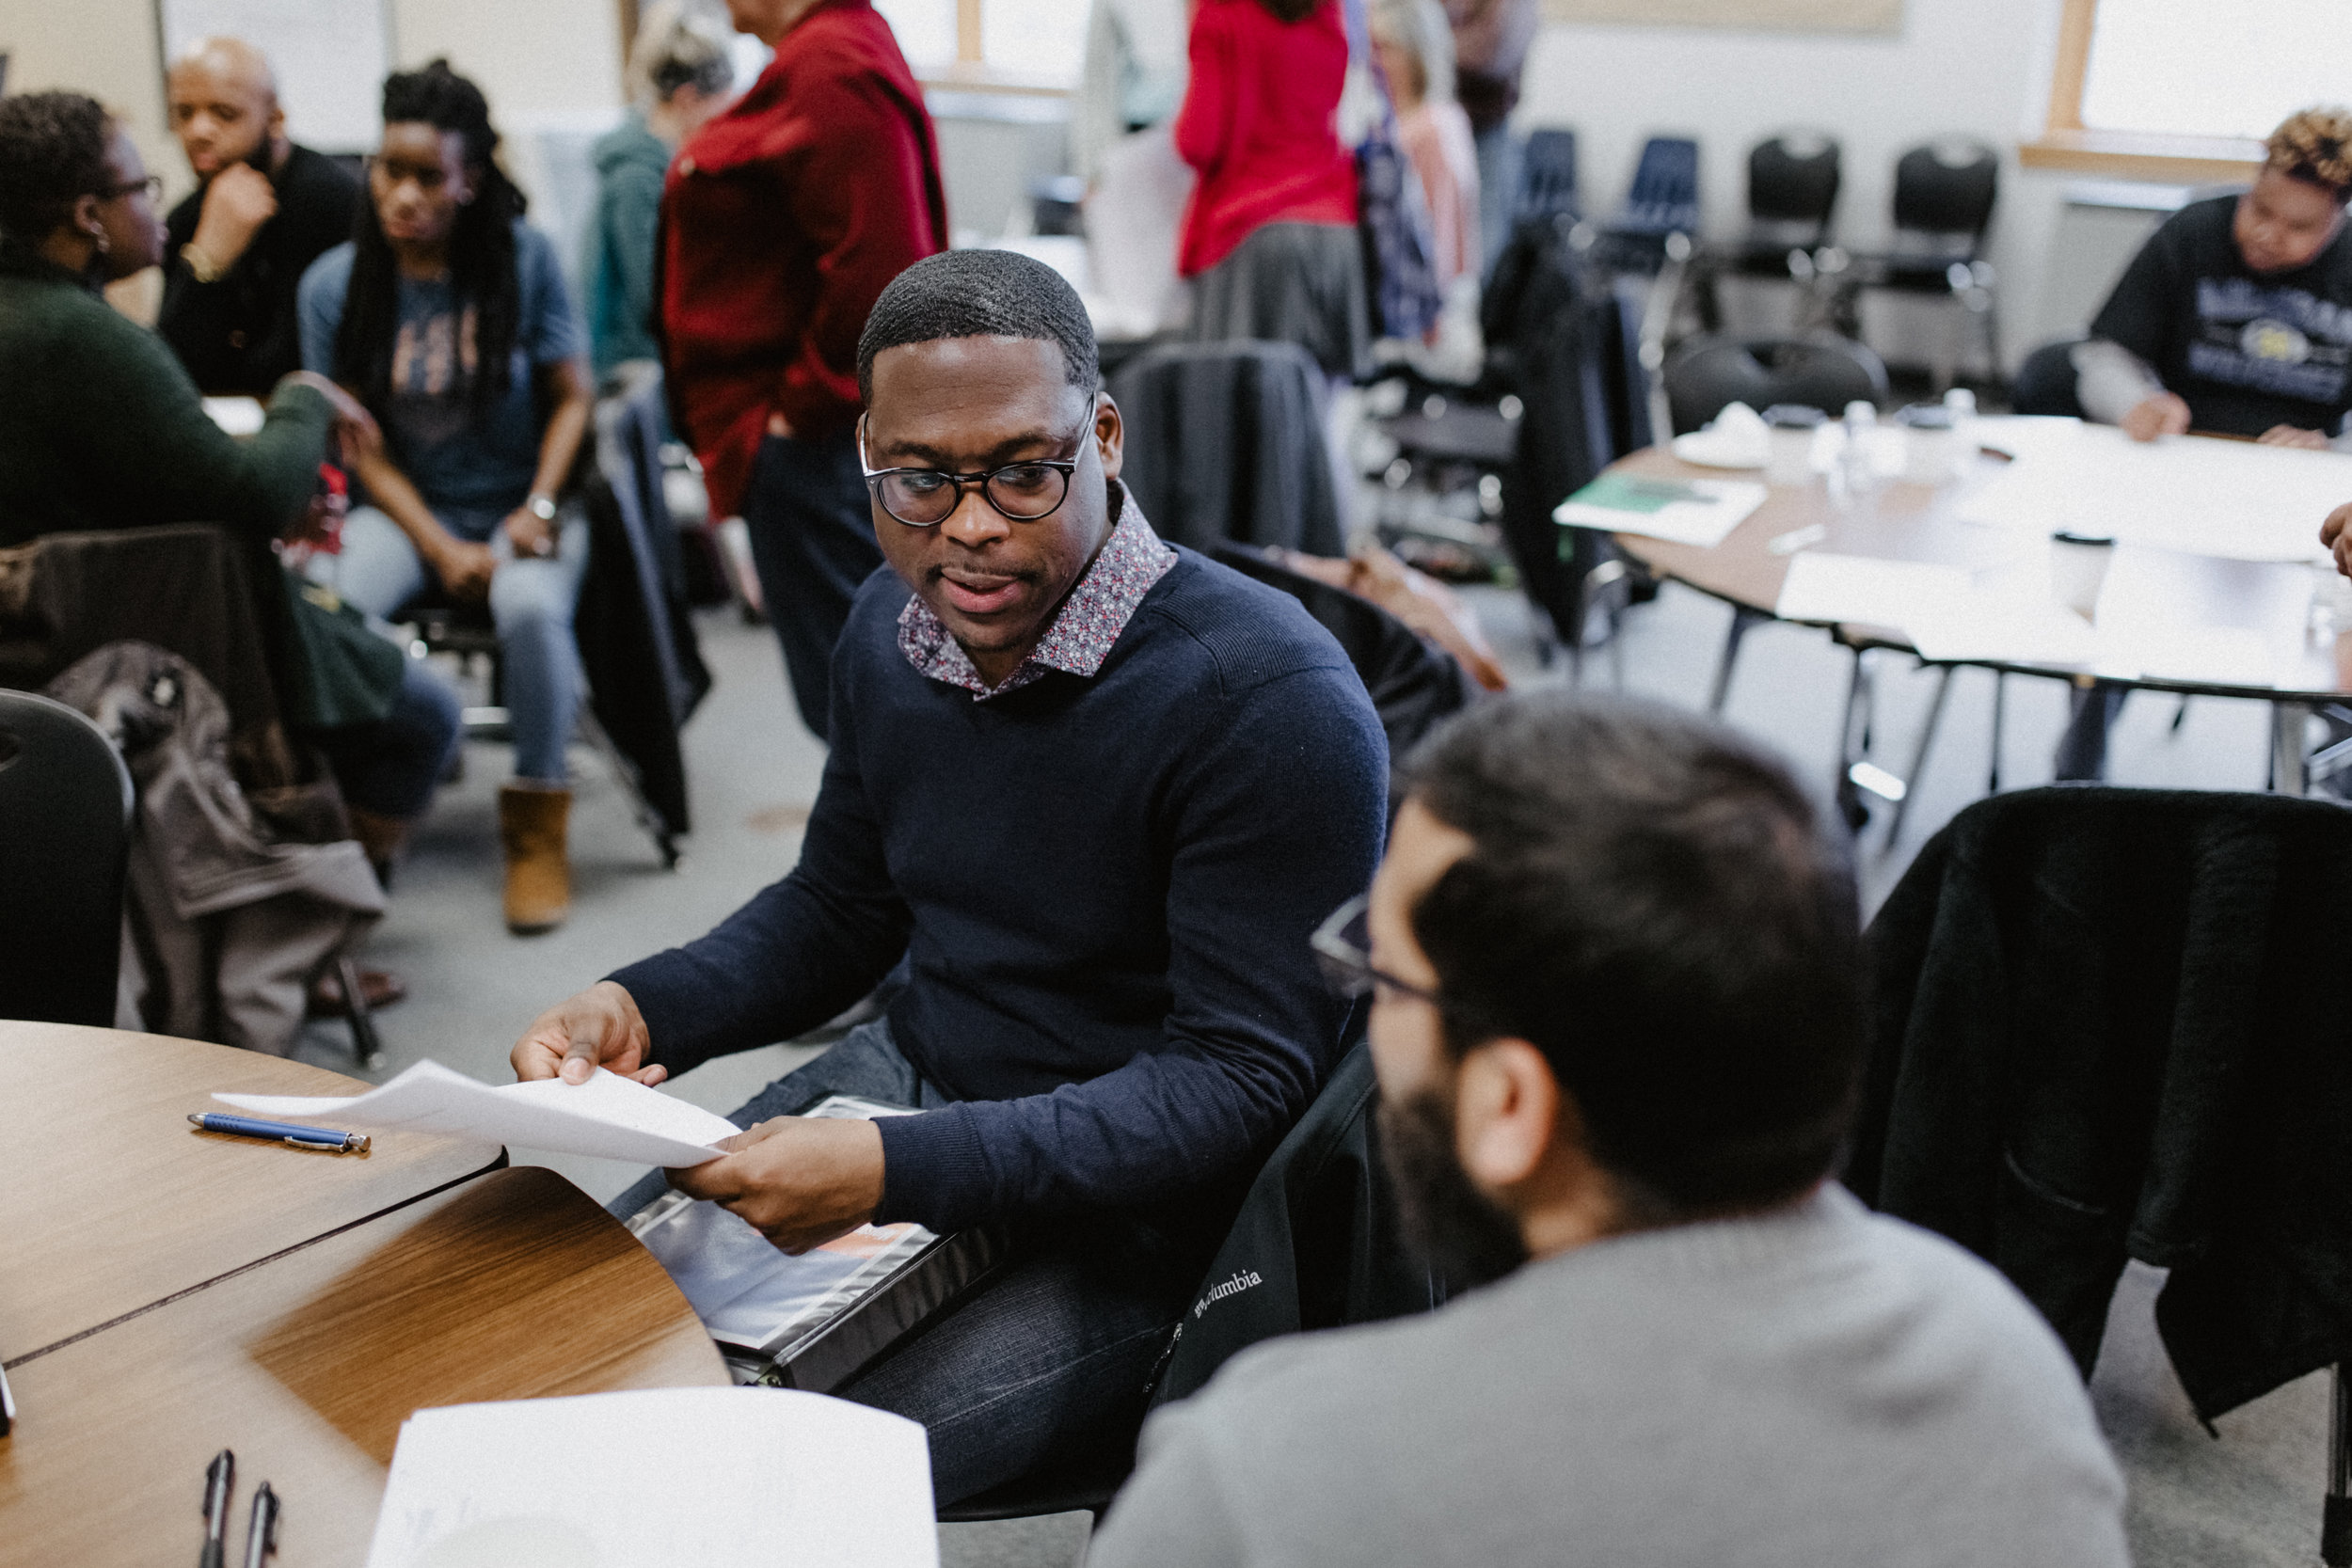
[{"x1": 526, "y1": 493, "x2": 558, "y2": 522}]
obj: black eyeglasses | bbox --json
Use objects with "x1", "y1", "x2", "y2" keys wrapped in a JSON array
[
  {"x1": 1311, "y1": 894, "x2": 1442, "y2": 1006},
  {"x1": 100, "y1": 175, "x2": 163, "y2": 204},
  {"x1": 859, "y1": 423, "x2": 1083, "y2": 529}
]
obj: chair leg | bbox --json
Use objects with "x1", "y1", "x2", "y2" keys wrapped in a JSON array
[
  {"x1": 339, "y1": 954, "x2": 383, "y2": 1072},
  {"x1": 2170, "y1": 694, "x2": 2190, "y2": 734},
  {"x1": 2325, "y1": 1364, "x2": 2352, "y2": 1567},
  {"x1": 1989, "y1": 672, "x2": 2008, "y2": 794},
  {"x1": 1708, "y1": 606, "x2": 1764, "y2": 715},
  {"x1": 1883, "y1": 664, "x2": 1953, "y2": 851},
  {"x1": 1833, "y1": 645, "x2": 1875, "y2": 831}
]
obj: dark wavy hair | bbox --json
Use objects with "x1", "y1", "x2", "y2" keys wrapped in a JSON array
[
  {"x1": 334, "y1": 60, "x2": 526, "y2": 415},
  {"x1": 1400, "y1": 692, "x2": 1866, "y2": 1222},
  {"x1": 0, "y1": 92, "x2": 114, "y2": 249}
]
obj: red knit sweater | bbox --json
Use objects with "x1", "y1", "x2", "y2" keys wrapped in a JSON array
[
  {"x1": 658, "y1": 0, "x2": 946, "y2": 516},
  {"x1": 1172, "y1": 0, "x2": 1359, "y2": 278}
]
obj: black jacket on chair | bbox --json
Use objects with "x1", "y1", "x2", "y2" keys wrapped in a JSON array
[
  {"x1": 1850, "y1": 785, "x2": 2352, "y2": 1422},
  {"x1": 1148, "y1": 1037, "x2": 1438, "y2": 1409}
]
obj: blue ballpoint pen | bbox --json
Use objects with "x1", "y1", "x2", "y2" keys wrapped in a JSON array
[{"x1": 187, "y1": 1113, "x2": 371, "y2": 1153}]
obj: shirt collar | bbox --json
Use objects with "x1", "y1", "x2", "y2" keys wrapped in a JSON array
[{"x1": 896, "y1": 495, "x2": 1179, "y2": 700}]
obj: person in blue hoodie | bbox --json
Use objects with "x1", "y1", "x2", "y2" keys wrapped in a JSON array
[{"x1": 585, "y1": 3, "x2": 734, "y2": 375}]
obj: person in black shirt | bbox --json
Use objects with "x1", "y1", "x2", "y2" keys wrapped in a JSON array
[
  {"x1": 160, "y1": 38, "x2": 360, "y2": 396},
  {"x1": 2059, "y1": 107, "x2": 2352, "y2": 448}
]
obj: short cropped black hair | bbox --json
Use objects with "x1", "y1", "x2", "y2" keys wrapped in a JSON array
[
  {"x1": 1399, "y1": 692, "x2": 1865, "y2": 1220},
  {"x1": 0, "y1": 92, "x2": 114, "y2": 246},
  {"x1": 856, "y1": 249, "x2": 1099, "y2": 405}
]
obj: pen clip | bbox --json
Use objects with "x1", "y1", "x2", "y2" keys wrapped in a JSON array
[{"x1": 279, "y1": 1134, "x2": 350, "y2": 1153}]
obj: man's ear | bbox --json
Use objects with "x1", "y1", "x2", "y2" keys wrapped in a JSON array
[
  {"x1": 71, "y1": 193, "x2": 104, "y2": 243},
  {"x1": 1454, "y1": 1037, "x2": 1563, "y2": 1192},
  {"x1": 1093, "y1": 391, "x2": 1123, "y2": 484}
]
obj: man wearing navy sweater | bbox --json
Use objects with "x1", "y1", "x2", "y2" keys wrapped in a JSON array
[{"x1": 511, "y1": 248, "x2": 1387, "y2": 1501}]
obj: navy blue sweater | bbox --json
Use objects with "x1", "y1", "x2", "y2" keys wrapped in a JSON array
[{"x1": 612, "y1": 547, "x2": 1388, "y2": 1235}]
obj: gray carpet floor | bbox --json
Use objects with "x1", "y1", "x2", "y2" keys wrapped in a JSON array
[{"x1": 280, "y1": 582, "x2": 2329, "y2": 1568}]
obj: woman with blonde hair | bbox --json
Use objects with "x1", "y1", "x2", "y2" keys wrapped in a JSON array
[{"x1": 587, "y1": 0, "x2": 735, "y2": 372}]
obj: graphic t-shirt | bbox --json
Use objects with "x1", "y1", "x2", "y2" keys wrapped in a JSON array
[
  {"x1": 2091, "y1": 194, "x2": 2352, "y2": 437},
  {"x1": 297, "y1": 221, "x2": 583, "y2": 528}
]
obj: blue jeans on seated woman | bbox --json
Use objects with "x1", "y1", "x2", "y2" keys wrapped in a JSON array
[
  {"x1": 309, "y1": 503, "x2": 589, "y2": 782},
  {"x1": 609, "y1": 1019, "x2": 1205, "y2": 1506}
]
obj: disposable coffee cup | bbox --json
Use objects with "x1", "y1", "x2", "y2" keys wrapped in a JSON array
[
  {"x1": 2049, "y1": 531, "x2": 2116, "y2": 619},
  {"x1": 1762, "y1": 404, "x2": 1827, "y2": 486},
  {"x1": 1895, "y1": 404, "x2": 1958, "y2": 486}
]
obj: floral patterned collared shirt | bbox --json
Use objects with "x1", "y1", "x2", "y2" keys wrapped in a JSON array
[{"x1": 896, "y1": 504, "x2": 1179, "y2": 700}]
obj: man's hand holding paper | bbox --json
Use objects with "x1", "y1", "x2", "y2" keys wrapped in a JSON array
[
  {"x1": 512, "y1": 979, "x2": 668, "y2": 1087},
  {"x1": 669, "y1": 1116, "x2": 887, "y2": 1255}
]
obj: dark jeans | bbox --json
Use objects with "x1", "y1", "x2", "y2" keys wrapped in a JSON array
[
  {"x1": 305, "y1": 656, "x2": 462, "y2": 818},
  {"x1": 740, "y1": 429, "x2": 885, "y2": 739},
  {"x1": 2054, "y1": 682, "x2": 2127, "y2": 782},
  {"x1": 612, "y1": 1022, "x2": 1201, "y2": 1505}
]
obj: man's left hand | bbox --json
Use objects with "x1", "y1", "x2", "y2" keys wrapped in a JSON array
[
  {"x1": 668, "y1": 1115, "x2": 886, "y2": 1253},
  {"x1": 502, "y1": 505, "x2": 557, "y2": 560},
  {"x1": 2259, "y1": 424, "x2": 2330, "y2": 450}
]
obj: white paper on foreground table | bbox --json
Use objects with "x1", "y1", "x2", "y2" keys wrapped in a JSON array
[
  {"x1": 365, "y1": 1386, "x2": 938, "y2": 1568},
  {"x1": 215, "y1": 1059, "x2": 738, "y2": 1166}
]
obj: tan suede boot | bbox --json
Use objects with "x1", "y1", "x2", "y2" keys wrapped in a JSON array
[{"x1": 499, "y1": 781, "x2": 573, "y2": 934}]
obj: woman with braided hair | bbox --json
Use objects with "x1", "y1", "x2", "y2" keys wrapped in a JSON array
[{"x1": 298, "y1": 60, "x2": 597, "y2": 934}]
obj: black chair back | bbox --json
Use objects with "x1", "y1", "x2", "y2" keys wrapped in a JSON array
[
  {"x1": 1661, "y1": 333, "x2": 1888, "y2": 436},
  {"x1": 1107, "y1": 341, "x2": 1343, "y2": 558},
  {"x1": 1517, "y1": 127, "x2": 1581, "y2": 224},
  {"x1": 0, "y1": 689, "x2": 133, "y2": 1025},
  {"x1": 1891, "y1": 136, "x2": 1998, "y2": 254},
  {"x1": 1748, "y1": 132, "x2": 1841, "y2": 241}
]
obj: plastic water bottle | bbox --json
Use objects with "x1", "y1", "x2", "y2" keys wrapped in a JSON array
[
  {"x1": 1836, "y1": 400, "x2": 1881, "y2": 506},
  {"x1": 1944, "y1": 386, "x2": 1979, "y2": 464}
]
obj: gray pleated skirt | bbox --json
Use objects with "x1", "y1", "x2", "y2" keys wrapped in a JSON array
[{"x1": 1186, "y1": 220, "x2": 1371, "y2": 382}]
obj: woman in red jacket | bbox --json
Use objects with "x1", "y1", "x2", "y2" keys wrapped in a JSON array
[{"x1": 1173, "y1": 0, "x2": 1366, "y2": 382}]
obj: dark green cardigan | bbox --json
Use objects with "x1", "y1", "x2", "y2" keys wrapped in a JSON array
[{"x1": 0, "y1": 249, "x2": 330, "y2": 548}]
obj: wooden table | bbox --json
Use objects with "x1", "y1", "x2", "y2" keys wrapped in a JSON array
[
  {"x1": 0, "y1": 1022, "x2": 502, "y2": 1363},
  {"x1": 0, "y1": 1167, "x2": 726, "y2": 1567},
  {"x1": 0, "y1": 1026, "x2": 728, "y2": 1566},
  {"x1": 1599, "y1": 440, "x2": 2352, "y2": 800}
]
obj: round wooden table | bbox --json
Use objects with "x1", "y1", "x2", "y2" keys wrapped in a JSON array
[
  {"x1": 0, "y1": 1022, "x2": 726, "y2": 1567},
  {"x1": 1597, "y1": 439, "x2": 2352, "y2": 806}
]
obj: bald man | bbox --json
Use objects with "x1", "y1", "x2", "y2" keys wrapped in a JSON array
[{"x1": 160, "y1": 38, "x2": 360, "y2": 395}]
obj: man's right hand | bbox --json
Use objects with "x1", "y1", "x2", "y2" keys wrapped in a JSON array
[
  {"x1": 512, "y1": 980, "x2": 668, "y2": 1085},
  {"x1": 432, "y1": 537, "x2": 499, "y2": 602},
  {"x1": 2121, "y1": 391, "x2": 2191, "y2": 443},
  {"x1": 189, "y1": 164, "x2": 278, "y2": 275}
]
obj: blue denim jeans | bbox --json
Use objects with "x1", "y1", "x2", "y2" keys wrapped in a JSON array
[
  {"x1": 739, "y1": 430, "x2": 884, "y2": 740},
  {"x1": 310, "y1": 504, "x2": 589, "y2": 782},
  {"x1": 612, "y1": 1021, "x2": 1201, "y2": 1505}
]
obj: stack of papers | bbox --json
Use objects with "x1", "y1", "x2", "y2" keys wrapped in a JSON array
[
  {"x1": 1555, "y1": 472, "x2": 1768, "y2": 548},
  {"x1": 365, "y1": 1387, "x2": 938, "y2": 1568},
  {"x1": 215, "y1": 1060, "x2": 740, "y2": 1166}
]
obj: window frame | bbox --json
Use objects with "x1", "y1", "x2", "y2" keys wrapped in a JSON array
[{"x1": 2020, "y1": 0, "x2": 2265, "y2": 183}]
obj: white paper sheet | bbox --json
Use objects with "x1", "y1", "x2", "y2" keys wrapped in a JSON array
[
  {"x1": 215, "y1": 1060, "x2": 739, "y2": 1166},
  {"x1": 1773, "y1": 553, "x2": 1972, "y2": 626},
  {"x1": 2088, "y1": 545, "x2": 2317, "y2": 688},
  {"x1": 1556, "y1": 478, "x2": 1767, "y2": 548},
  {"x1": 364, "y1": 1387, "x2": 938, "y2": 1568},
  {"x1": 1901, "y1": 594, "x2": 2102, "y2": 669},
  {"x1": 1955, "y1": 423, "x2": 2352, "y2": 563}
]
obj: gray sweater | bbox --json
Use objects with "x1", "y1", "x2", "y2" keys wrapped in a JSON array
[{"x1": 1089, "y1": 1186, "x2": 2130, "y2": 1568}]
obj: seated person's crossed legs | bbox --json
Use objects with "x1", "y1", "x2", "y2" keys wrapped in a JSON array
[{"x1": 513, "y1": 248, "x2": 1389, "y2": 1504}]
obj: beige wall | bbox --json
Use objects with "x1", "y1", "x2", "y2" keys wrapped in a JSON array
[{"x1": 2, "y1": 0, "x2": 176, "y2": 192}]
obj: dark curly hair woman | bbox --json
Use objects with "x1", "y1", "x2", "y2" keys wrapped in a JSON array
[{"x1": 296, "y1": 60, "x2": 596, "y2": 934}]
